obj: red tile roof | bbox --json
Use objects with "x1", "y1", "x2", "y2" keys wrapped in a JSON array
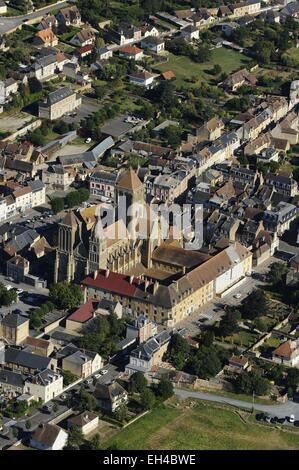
[
  {"x1": 67, "y1": 299, "x2": 98, "y2": 323},
  {"x1": 120, "y1": 45, "x2": 143, "y2": 55},
  {"x1": 161, "y1": 70, "x2": 175, "y2": 80},
  {"x1": 82, "y1": 270, "x2": 140, "y2": 297}
]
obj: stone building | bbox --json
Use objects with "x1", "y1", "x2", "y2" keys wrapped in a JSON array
[
  {"x1": 54, "y1": 169, "x2": 147, "y2": 283},
  {"x1": 38, "y1": 87, "x2": 82, "y2": 121}
]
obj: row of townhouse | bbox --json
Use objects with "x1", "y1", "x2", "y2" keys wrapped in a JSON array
[{"x1": 0, "y1": 180, "x2": 45, "y2": 221}]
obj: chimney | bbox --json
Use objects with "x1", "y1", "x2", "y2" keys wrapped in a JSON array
[
  {"x1": 93, "y1": 270, "x2": 98, "y2": 280},
  {"x1": 153, "y1": 280, "x2": 159, "y2": 294},
  {"x1": 144, "y1": 280, "x2": 150, "y2": 291},
  {"x1": 129, "y1": 276, "x2": 134, "y2": 285},
  {"x1": 105, "y1": 269, "x2": 110, "y2": 278}
]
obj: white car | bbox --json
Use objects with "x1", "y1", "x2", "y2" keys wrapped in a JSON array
[
  {"x1": 100, "y1": 369, "x2": 108, "y2": 375},
  {"x1": 94, "y1": 373, "x2": 101, "y2": 379},
  {"x1": 234, "y1": 293, "x2": 242, "y2": 299},
  {"x1": 16, "y1": 288, "x2": 24, "y2": 295},
  {"x1": 5, "y1": 285, "x2": 13, "y2": 291},
  {"x1": 289, "y1": 414, "x2": 295, "y2": 423}
]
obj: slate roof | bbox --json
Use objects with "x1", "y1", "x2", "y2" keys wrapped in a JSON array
[
  {"x1": 1, "y1": 313, "x2": 29, "y2": 328},
  {"x1": 5, "y1": 347, "x2": 52, "y2": 370}
]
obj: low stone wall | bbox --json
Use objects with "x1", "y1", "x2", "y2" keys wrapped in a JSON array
[{"x1": 2, "y1": 119, "x2": 41, "y2": 142}]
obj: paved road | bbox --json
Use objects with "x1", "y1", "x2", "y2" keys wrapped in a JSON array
[
  {"x1": 0, "y1": 1, "x2": 68, "y2": 35},
  {"x1": 175, "y1": 388, "x2": 299, "y2": 421}
]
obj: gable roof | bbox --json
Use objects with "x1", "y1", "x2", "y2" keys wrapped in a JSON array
[
  {"x1": 116, "y1": 168, "x2": 143, "y2": 191},
  {"x1": 32, "y1": 423, "x2": 65, "y2": 446}
]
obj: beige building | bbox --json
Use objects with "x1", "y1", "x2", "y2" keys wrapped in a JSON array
[
  {"x1": 82, "y1": 242, "x2": 252, "y2": 327},
  {"x1": 62, "y1": 351, "x2": 102, "y2": 379},
  {"x1": 0, "y1": 313, "x2": 29, "y2": 346},
  {"x1": 68, "y1": 411, "x2": 99, "y2": 436},
  {"x1": 38, "y1": 87, "x2": 82, "y2": 121}
]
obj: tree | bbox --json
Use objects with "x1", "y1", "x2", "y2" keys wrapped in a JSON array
[
  {"x1": 218, "y1": 308, "x2": 241, "y2": 337},
  {"x1": 25, "y1": 420, "x2": 31, "y2": 430},
  {"x1": 89, "y1": 433, "x2": 101, "y2": 450},
  {"x1": 241, "y1": 289, "x2": 268, "y2": 319},
  {"x1": 188, "y1": 345, "x2": 222, "y2": 379},
  {"x1": 79, "y1": 388, "x2": 97, "y2": 411},
  {"x1": 268, "y1": 262, "x2": 288, "y2": 286},
  {"x1": 129, "y1": 372, "x2": 148, "y2": 394},
  {"x1": 235, "y1": 371, "x2": 270, "y2": 396},
  {"x1": 68, "y1": 425, "x2": 84, "y2": 449},
  {"x1": 62, "y1": 370, "x2": 77, "y2": 387},
  {"x1": 49, "y1": 282, "x2": 83, "y2": 311},
  {"x1": 140, "y1": 388, "x2": 156, "y2": 410},
  {"x1": 285, "y1": 368, "x2": 299, "y2": 396},
  {"x1": 51, "y1": 198, "x2": 64, "y2": 214},
  {"x1": 168, "y1": 334, "x2": 190, "y2": 371},
  {"x1": 114, "y1": 404, "x2": 129, "y2": 423},
  {"x1": 253, "y1": 317, "x2": 267, "y2": 332},
  {"x1": 155, "y1": 378, "x2": 174, "y2": 400},
  {"x1": 200, "y1": 330, "x2": 215, "y2": 347},
  {"x1": 0, "y1": 284, "x2": 17, "y2": 307},
  {"x1": 212, "y1": 64, "x2": 222, "y2": 75}
]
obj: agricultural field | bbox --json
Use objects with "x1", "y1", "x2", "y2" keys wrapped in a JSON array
[
  {"x1": 153, "y1": 48, "x2": 251, "y2": 87},
  {"x1": 101, "y1": 400, "x2": 299, "y2": 450}
]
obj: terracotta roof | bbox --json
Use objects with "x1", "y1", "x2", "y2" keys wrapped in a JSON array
[
  {"x1": 161, "y1": 70, "x2": 175, "y2": 80},
  {"x1": 82, "y1": 270, "x2": 140, "y2": 297},
  {"x1": 120, "y1": 45, "x2": 143, "y2": 55},
  {"x1": 67, "y1": 299, "x2": 98, "y2": 324},
  {"x1": 35, "y1": 28, "x2": 58, "y2": 43},
  {"x1": 273, "y1": 340, "x2": 297, "y2": 359},
  {"x1": 116, "y1": 168, "x2": 143, "y2": 191},
  {"x1": 13, "y1": 186, "x2": 31, "y2": 198},
  {"x1": 25, "y1": 336, "x2": 50, "y2": 350}
]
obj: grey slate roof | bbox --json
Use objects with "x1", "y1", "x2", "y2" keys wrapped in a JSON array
[
  {"x1": 1, "y1": 313, "x2": 29, "y2": 328},
  {"x1": 0, "y1": 369, "x2": 26, "y2": 388},
  {"x1": 5, "y1": 347, "x2": 52, "y2": 370}
]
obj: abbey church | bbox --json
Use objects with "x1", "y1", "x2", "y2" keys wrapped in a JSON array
[{"x1": 54, "y1": 169, "x2": 161, "y2": 283}]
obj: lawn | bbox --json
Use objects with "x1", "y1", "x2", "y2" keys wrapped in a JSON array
[
  {"x1": 218, "y1": 329, "x2": 259, "y2": 348},
  {"x1": 101, "y1": 400, "x2": 299, "y2": 450},
  {"x1": 153, "y1": 48, "x2": 251, "y2": 87},
  {"x1": 284, "y1": 48, "x2": 299, "y2": 66}
]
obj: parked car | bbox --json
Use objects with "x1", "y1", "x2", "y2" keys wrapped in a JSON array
[
  {"x1": 234, "y1": 293, "x2": 242, "y2": 299},
  {"x1": 41, "y1": 404, "x2": 52, "y2": 414},
  {"x1": 94, "y1": 373, "x2": 101, "y2": 379},
  {"x1": 100, "y1": 370, "x2": 108, "y2": 375},
  {"x1": 288, "y1": 414, "x2": 295, "y2": 423},
  {"x1": 277, "y1": 417, "x2": 285, "y2": 424}
]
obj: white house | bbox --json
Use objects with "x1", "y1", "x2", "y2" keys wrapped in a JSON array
[
  {"x1": 29, "y1": 180, "x2": 46, "y2": 208},
  {"x1": 67, "y1": 411, "x2": 99, "y2": 436},
  {"x1": 25, "y1": 369, "x2": 63, "y2": 403},
  {"x1": 30, "y1": 423, "x2": 68, "y2": 451},
  {"x1": 0, "y1": 78, "x2": 19, "y2": 105},
  {"x1": 129, "y1": 71, "x2": 156, "y2": 88},
  {"x1": 0, "y1": 0, "x2": 7, "y2": 15}
]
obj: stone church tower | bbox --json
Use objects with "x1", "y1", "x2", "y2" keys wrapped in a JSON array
[
  {"x1": 115, "y1": 168, "x2": 145, "y2": 230},
  {"x1": 54, "y1": 211, "x2": 81, "y2": 283},
  {"x1": 88, "y1": 209, "x2": 108, "y2": 273}
]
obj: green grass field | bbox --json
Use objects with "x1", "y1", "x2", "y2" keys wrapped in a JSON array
[
  {"x1": 153, "y1": 49, "x2": 251, "y2": 87},
  {"x1": 101, "y1": 401, "x2": 299, "y2": 450}
]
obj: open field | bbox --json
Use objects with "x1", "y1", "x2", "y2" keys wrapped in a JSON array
[
  {"x1": 101, "y1": 400, "x2": 299, "y2": 450},
  {"x1": 153, "y1": 48, "x2": 251, "y2": 87}
]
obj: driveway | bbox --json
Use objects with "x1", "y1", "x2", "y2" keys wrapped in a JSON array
[{"x1": 175, "y1": 388, "x2": 299, "y2": 421}]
